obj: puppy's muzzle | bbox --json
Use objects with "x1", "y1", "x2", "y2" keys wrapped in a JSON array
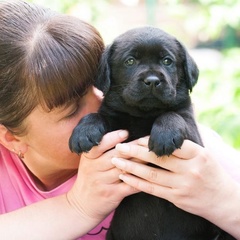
[{"x1": 144, "y1": 75, "x2": 160, "y2": 87}]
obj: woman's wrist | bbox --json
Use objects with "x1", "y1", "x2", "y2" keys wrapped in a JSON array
[
  {"x1": 201, "y1": 179, "x2": 240, "y2": 238},
  {"x1": 65, "y1": 189, "x2": 107, "y2": 226}
]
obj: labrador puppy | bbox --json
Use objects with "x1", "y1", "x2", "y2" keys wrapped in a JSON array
[{"x1": 69, "y1": 26, "x2": 235, "y2": 240}]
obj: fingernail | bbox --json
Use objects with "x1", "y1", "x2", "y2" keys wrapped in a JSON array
[
  {"x1": 119, "y1": 174, "x2": 125, "y2": 181},
  {"x1": 138, "y1": 137, "x2": 148, "y2": 146},
  {"x1": 115, "y1": 143, "x2": 130, "y2": 153},
  {"x1": 111, "y1": 158, "x2": 126, "y2": 168},
  {"x1": 118, "y1": 130, "x2": 128, "y2": 139}
]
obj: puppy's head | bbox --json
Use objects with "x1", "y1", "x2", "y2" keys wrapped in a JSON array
[{"x1": 96, "y1": 26, "x2": 199, "y2": 113}]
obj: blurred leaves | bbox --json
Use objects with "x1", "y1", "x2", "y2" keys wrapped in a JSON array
[
  {"x1": 193, "y1": 48, "x2": 240, "y2": 149},
  {"x1": 29, "y1": 0, "x2": 109, "y2": 23}
]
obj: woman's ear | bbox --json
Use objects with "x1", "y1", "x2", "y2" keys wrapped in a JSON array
[{"x1": 0, "y1": 125, "x2": 27, "y2": 155}]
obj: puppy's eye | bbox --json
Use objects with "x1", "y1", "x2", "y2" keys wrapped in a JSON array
[
  {"x1": 162, "y1": 57, "x2": 173, "y2": 66},
  {"x1": 124, "y1": 57, "x2": 136, "y2": 67}
]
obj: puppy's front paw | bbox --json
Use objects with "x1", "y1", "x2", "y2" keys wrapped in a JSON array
[
  {"x1": 149, "y1": 127, "x2": 185, "y2": 157},
  {"x1": 69, "y1": 113, "x2": 107, "y2": 154}
]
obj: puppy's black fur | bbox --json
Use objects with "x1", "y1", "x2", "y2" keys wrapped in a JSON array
[{"x1": 69, "y1": 27, "x2": 235, "y2": 240}]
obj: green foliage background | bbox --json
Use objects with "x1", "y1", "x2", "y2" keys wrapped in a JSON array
[
  {"x1": 193, "y1": 48, "x2": 240, "y2": 149},
  {"x1": 29, "y1": 0, "x2": 240, "y2": 149}
]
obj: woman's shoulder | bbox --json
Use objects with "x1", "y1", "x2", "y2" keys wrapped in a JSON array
[{"x1": 0, "y1": 144, "x2": 78, "y2": 211}]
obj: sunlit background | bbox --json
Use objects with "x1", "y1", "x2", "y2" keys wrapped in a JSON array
[{"x1": 27, "y1": 0, "x2": 240, "y2": 149}]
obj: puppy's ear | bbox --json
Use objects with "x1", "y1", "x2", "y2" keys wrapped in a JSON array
[
  {"x1": 177, "y1": 41, "x2": 199, "y2": 92},
  {"x1": 95, "y1": 45, "x2": 112, "y2": 95}
]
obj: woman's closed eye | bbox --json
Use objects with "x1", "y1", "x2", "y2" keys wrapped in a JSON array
[{"x1": 65, "y1": 103, "x2": 81, "y2": 119}]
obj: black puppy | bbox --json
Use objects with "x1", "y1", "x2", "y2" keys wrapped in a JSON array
[{"x1": 69, "y1": 27, "x2": 235, "y2": 240}]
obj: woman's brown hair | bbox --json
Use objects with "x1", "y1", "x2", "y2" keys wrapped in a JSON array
[{"x1": 0, "y1": 0, "x2": 104, "y2": 135}]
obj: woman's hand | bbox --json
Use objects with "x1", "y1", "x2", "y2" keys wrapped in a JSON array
[
  {"x1": 112, "y1": 138, "x2": 231, "y2": 213},
  {"x1": 67, "y1": 130, "x2": 138, "y2": 223},
  {"x1": 111, "y1": 133, "x2": 240, "y2": 237}
]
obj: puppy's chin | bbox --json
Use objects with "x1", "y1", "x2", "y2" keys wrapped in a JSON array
[
  {"x1": 122, "y1": 89, "x2": 177, "y2": 110},
  {"x1": 136, "y1": 105, "x2": 162, "y2": 112},
  {"x1": 123, "y1": 97, "x2": 173, "y2": 114}
]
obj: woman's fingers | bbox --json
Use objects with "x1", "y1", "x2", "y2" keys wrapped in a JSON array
[
  {"x1": 78, "y1": 130, "x2": 129, "y2": 174},
  {"x1": 115, "y1": 142, "x2": 160, "y2": 164},
  {"x1": 115, "y1": 142, "x2": 183, "y2": 172},
  {"x1": 118, "y1": 173, "x2": 172, "y2": 199},
  {"x1": 172, "y1": 140, "x2": 204, "y2": 159},
  {"x1": 137, "y1": 136, "x2": 149, "y2": 147},
  {"x1": 137, "y1": 137, "x2": 203, "y2": 160},
  {"x1": 111, "y1": 157, "x2": 180, "y2": 188},
  {"x1": 115, "y1": 139, "x2": 206, "y2": 171},
  {"x1": 83, "y1": 130, "x2": 129, "y2": 159}
]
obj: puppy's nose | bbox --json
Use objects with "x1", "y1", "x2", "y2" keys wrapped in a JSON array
[{"x1": 144, "y1": 76, "x2": 160, "y2": 87}]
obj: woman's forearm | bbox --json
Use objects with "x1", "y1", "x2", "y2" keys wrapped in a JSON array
[
  {"x1": 202, "y1": 181, "x2": 240, "y2": 239},
  {"x1": 0, "y1": 194, "x2": 102, "y2": 240}
]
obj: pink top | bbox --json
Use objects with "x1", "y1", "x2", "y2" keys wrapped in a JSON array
[{"x1": 0, "y1": 144, "x2": 113, "y2": 239}]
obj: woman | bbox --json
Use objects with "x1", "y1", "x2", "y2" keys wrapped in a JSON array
[
  {"x1": 0, "y1": 1, "x2": 136, "y2": 239},
  {"x1": 0, "y1": 1, "x2": 239, "y2": 239}
]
